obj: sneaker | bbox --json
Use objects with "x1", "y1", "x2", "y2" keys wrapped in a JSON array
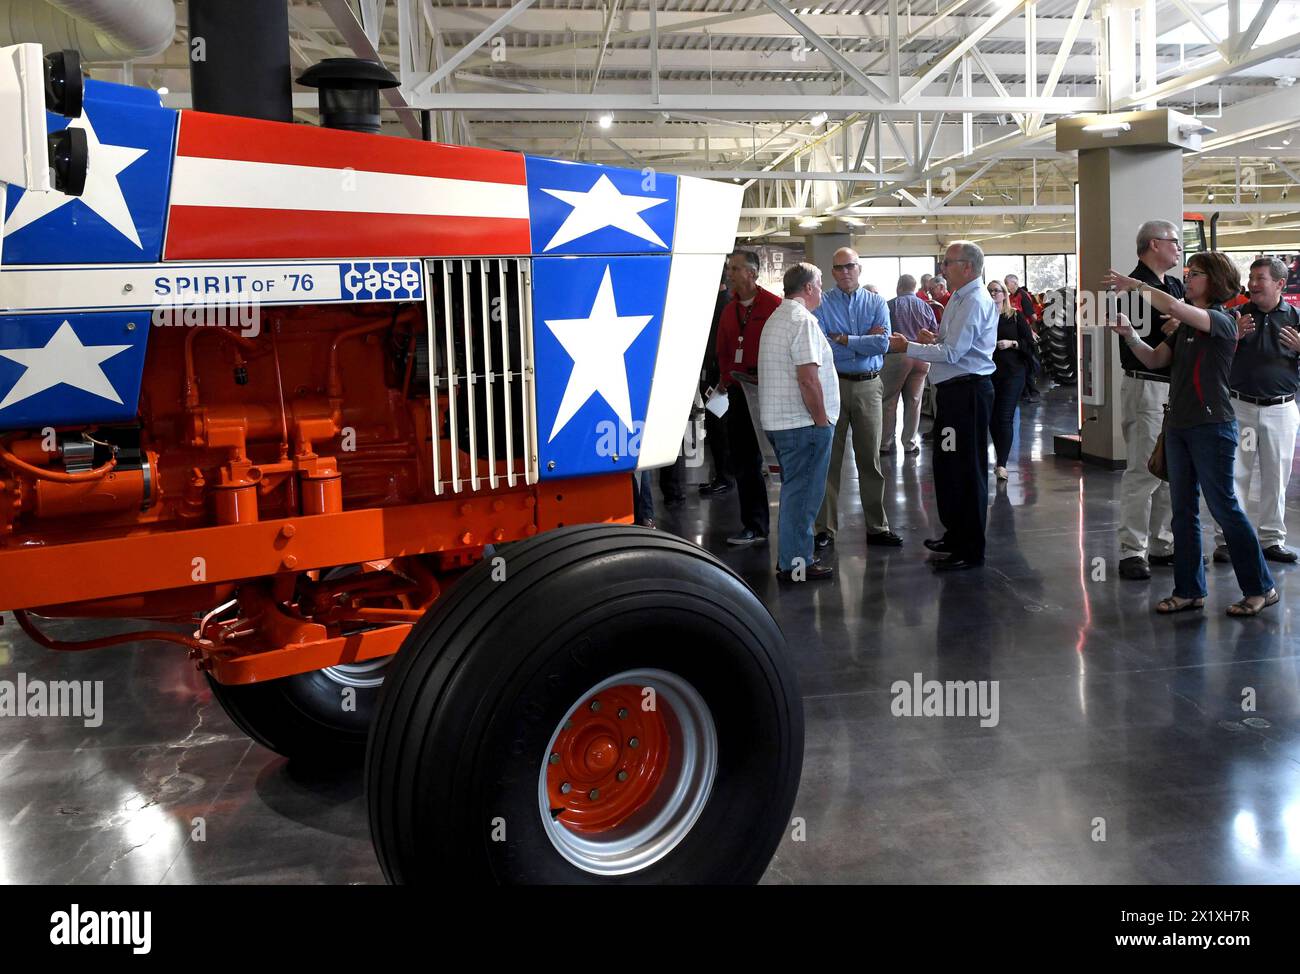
[
  {"x1": 995, "y1": 465, "x2": 1008, "y2": 480},
  {"x1": 1263, "y1": 545, "x2": 1298, "y2": 564},
  {"x1": 814, "y1": 531, "x2": 833, "y2": 550},
  {"x1": 1119, "y1": 556, "x2": 1151, "y2": 580},
  {"x1": 1213, "y1": 545, "x2": 1231, "y2": 564},
  {"x1": 698, "y1": 480, "x2": 732, "y2": 496},
  {"x1": 726, "y1": 530, "x2": 766, "y2": 546}
]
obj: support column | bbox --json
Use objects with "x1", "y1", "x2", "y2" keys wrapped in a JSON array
[
  {"x1": 803, "y1": 231, "x2": 852, "y2": 280},
  {"x1": 1056, "y1": 110, "x2": 1202, "y2": 467}
]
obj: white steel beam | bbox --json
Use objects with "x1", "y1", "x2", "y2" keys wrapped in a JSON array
[
  {"x1": 1233, "y1": 0, "x2": 1280, "y2": 59},
  {"x1": 758, "y1": 0, "x2": 892, "y2": 101},
  {"x1": 902, "y1": 0, "x2": 1029, "y2": 102},
  {"x1": 403, "y1": 93, "x2": 1104, "y2": 113},
  {"x1": 411, "y1": 0, "x2": 540, "y2": 96},
  {"x1": 1114, "y1": 29, "x2": 1300, "y2": 107}
]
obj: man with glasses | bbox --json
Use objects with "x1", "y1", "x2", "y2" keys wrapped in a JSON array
[
  {"x1": 1117, "y1": 220, "x2": 1186, "y2": 580},
  {"x1": 889, "y1": 241, "x2": 997, "y2": 570},
  {"x1": 1213, "y1": 257, "x2": 1300, "y2": 565},
  {"x1": 813, "y1": 247, "x2": 903, "y2": 551}
]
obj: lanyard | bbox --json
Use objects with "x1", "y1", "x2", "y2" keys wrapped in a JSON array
[{"x1": 737, "y1": 302, "x2": 754, "y2": 336}]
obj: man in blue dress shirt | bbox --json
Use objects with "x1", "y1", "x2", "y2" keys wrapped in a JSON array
[
  {"x1": 813, "y1": 247, "x2": 904, "y2": 550},
  {"x1": 888, "y1": 240, "x2": 997, "y2": 570}
]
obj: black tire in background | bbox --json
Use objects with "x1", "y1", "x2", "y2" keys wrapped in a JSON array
[
  {"x1": 206, "y1": 658, "x2": 389, "y2": 763},
  {"x1": 366, "y1": 524, "x2": 803, "y2": 884}
]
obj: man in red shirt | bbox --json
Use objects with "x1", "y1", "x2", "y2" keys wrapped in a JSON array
[{"x1": 717, "y1": 249, "x2": 781, "y2": 544}]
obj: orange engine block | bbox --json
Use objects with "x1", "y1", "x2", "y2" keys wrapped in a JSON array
[{"x1": 0, "y1": 302, "x2": 633, "y2": 683}]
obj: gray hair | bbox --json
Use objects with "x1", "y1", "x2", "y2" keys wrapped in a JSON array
[
  {"x1": 931, "y1": 276, "x2": 947, "y2": 290},
  {"x1": 947, "y1": 240, "x2": 984, "y2": 276},
  {"x1": 897, "y1": 274, "x2": 917, "y2": 294},
  {"x1": 783, "y1": 261, "x2": 820, "y2": 297},
  {"x1": 1250, "y1": 256, "x2": 1288, "y2": 283},
  {"x1": 1136, "y1": 220, "x2": 1179, "y2": 256}
]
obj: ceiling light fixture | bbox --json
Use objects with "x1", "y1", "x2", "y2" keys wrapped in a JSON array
[
  {"x1": 809, "y1": 111, "x2": 828, "y2": 127},
  {"x1": 598, "y1": 113, "x2": 613, "y2": 129},
  {"x1": 1082, "y1": 120, "x2": 1132, "y2": 137}
]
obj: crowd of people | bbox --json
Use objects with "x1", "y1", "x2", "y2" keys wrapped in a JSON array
[{"x1": 634, "y1": 225, "x2": 1299, "y2": 617}]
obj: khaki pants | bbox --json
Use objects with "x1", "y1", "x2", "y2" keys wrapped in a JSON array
[
  {"x1": 880, "y1": 354, "x2": 930, "y2": 453},
  {"x1": 1118, "y1": 374, "x2": 1174, "y2": 558},
  {"x1": 1214, "y1": 399, "x2": 1300, "y2": 548},
  {"x1": 816, "y1": 374, "x2": 888, "y2": 537}
]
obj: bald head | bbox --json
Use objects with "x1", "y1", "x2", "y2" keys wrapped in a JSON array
[{"x1": 831, "y1": 247, "x2": 861, "y2": 293}]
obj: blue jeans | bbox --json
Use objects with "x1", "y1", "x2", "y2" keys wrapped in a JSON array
[
  {"x1": 1165, "y1": 421, "x2": 1274, "y2": 599},
  {"x1": 767, "y1": 425, "x2": 835, "y2": 571}
]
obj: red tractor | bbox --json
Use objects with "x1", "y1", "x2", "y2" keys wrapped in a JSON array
[{"x1": 0, "y1": 44, "x2": 802, "y2": 883}]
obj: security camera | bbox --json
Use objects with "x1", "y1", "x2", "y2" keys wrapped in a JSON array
[
  {"x1": 43, "y1": 50, "x2": 83, "y2": 119},
  {"x1": 47, "y1": 126, "x2": 87, "y2": 196}
]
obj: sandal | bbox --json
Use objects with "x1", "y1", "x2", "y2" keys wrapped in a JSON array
[
  {"x1": 1226, "y1": 589, "x2": 1280, "y2": 617},
  {"x1": 1156, "y1": 595, "x2": 1205, "y2": 614}
]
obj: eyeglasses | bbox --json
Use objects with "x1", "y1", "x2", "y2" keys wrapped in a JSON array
[
  {"x1": 1186, "y1": 269, "x2": 1206, "y2": 278},
  {"x1": 940, "y1": 258, "x2": 971, "y2": 268},
  {"x1": 832, "y1": 263, "x2": 859, "y2": 271},
  {"x1": 1154, "y1": 236, "x2": 1182, "y2": 246},
  {"x1": 988, "y1": 288, "x2": 1006, "y2": 295}
]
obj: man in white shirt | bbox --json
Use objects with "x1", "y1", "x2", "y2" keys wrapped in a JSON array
[{"x1": 758, "y1": 262, "x2": 841, "y2": 582}]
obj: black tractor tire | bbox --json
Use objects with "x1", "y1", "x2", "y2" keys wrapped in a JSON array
[
  {"x1": 206, "y1": 660, "x2": 389, "y2": 764},
  {"x1": 366, "y1": 524, "x2": 803, "y2": 884}
]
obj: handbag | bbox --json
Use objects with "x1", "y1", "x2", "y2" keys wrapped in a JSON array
[{"x1": 1147, "y1": 404, "x2": 1170, "y2": 482}]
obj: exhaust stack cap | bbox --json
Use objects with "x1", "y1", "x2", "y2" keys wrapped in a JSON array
[{"x1": 297, "y1": 58, "x2": 399, "y2": 135}]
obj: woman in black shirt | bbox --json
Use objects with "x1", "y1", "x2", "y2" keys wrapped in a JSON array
[
  {"x1": 986, "y1": 281, "x2": 1037, "y2": 481},
  {"x1": 1105, "y1": 253, "x2": 1277, "y2": 617}
]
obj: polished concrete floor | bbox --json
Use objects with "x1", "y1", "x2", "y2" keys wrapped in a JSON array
[{"x1": 1, "y1": 386, "x2": 1298, "y2": 883}]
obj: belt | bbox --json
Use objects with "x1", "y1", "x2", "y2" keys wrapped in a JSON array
[
  {"x1": 1231, "y1": 391, "x2": 1296, "y2": 407},
  {"x1": 1124, "y1": 370, "x2": 1170, "y2": 383},
  {"x1": 935, "y1": 373, "x2": 991, "y2": 388},
  {"x1": 839, "y1": 370, "x2": 880, "y2": 382}
]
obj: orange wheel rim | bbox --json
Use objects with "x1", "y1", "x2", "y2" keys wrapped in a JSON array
[{"x1": 545, "y1": 683, "x2": 670, "y2": 834}]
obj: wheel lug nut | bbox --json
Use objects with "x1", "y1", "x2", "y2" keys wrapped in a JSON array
[
  {"x1": 628, "y1": 737, "x2": 639, "y2": 749},
  {"x1": 560, "y1": 782, "x2": 571, "y2": 794},
  {"x1": 618, "y1": 708, "x2": 628, "y2": 719},
  {"x1": 589, "y1": 700, "x2": 601, "y2": 712},
  {"x1": 617, "y1": 770, "x2": 629, "y2": 782},
  {"x1": 549, "y1": 752, "x2": 560, "y2": 764},
  {"x1": 588, "y1": 789, "x2": 600, "y2": 800}
]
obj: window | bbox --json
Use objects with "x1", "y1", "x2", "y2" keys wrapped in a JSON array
[
  {"x1": 857, "y1": 257, "x2": 900, "y2": 292},
  {"x1": 982, "y1": 255, "x2": 1026, "y2": 288},
  {"x1": 1066, "y1": 254, "x2": 1077, "y2": 287},
  {"x1": 1026, "y1": 255, "x2": 1067, "y2": 294},
  {"x1": 899, "y1": 256, "x2": 937, "y2": 288}
]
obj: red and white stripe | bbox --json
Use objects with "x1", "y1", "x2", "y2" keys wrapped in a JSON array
[{"x1": 163, "y1": 111, "x2": 531, "y2": 261}]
